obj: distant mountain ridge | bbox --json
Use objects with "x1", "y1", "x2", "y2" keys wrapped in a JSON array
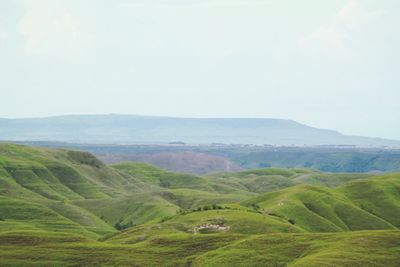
[{"x1": 0, "y1": 114, "x2": 399, "y2": 147}]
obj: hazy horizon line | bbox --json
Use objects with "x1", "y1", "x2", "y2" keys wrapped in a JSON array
[{"x1": 2, "y1": 113, "x2": 399, "y2": 141}]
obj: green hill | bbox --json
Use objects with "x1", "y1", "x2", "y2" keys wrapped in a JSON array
[
  {"x1": 190, "y1": 230, "x2": 400, "y2": 267},
  {"x1": 0, "y1": 143, "x2": 399, "y2": 266},
  {"x1": 113, "y1": 162, "x2": 216, "y2": 191},
  {"x1": 0, "y1": 229, "x2": 398, "y2": 266},
  {"x1": 242, "y1": 174, "x2": 400, "y2": 232}
]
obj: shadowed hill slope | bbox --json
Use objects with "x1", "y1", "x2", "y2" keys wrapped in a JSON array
[{"x1": 242, "y1": 174, "x2": 400, "y2": 232}]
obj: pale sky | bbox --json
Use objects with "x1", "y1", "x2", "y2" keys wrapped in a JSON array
[{"x1": 0, "y1": 0, "x2": 399, "y2": 139}]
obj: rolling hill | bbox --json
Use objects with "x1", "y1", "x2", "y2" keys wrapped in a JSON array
[{"x1": 0, "y1": 143, "x2": 399, "y2": 266}]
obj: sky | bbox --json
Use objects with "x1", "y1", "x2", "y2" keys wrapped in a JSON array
[{"x1": 0, "y1": 0, "x2": 399, "y2": 139}]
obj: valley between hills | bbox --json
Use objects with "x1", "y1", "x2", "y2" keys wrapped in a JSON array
[{"x1": 0, "y1": 143, "x2": 399, "y2": 266}]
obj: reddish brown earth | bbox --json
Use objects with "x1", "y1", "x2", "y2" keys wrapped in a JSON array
[{"x1": 97, "y1": 151, "x2": 241, "y2": 174}]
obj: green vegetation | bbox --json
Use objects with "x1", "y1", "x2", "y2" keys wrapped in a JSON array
[{"x1": 0, "y1": 143, "x2": 399, "y2": 266}]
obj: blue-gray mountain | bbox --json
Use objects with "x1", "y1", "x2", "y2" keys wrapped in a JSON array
[{"x1": 1, "y1": 114, "x2": 399, "y2": 147}]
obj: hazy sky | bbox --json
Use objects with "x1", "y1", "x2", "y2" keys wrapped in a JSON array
[{"x1": 1, "y1": 0, "x2": 399, "y2": 139}]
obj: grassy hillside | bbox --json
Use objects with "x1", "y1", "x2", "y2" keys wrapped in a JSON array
[
  {"x1": 0, "y1": 143, "x2": 399, "y2": 266},
  {"x1": 191, "y1": 230, "x2": 400, "y2": 267},
  {"x1": 337, "y1": 173, "x2": 400, "y2": 228},
  {"x1": 0, "y1": 230, "x2": 398, "y2": 266},
  {"x1": 242, "y1": 174, "x2": 400, "y2": 232},
  {"x1": 207, "y1": 168, "x2": 374, "y2": 194},
  {"x1": 113, "y1": 162, "x2": 215, "y2": 191}
]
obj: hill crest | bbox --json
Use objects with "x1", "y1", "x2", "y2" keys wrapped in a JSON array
[{"x1": 1, "y1": 114, "x2": 399, "y2": 147}]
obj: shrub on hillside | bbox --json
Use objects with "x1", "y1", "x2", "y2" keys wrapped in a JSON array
[
  {"x1": 114, "y1": 219, "x2": 134, "y2": 230},
  {"x1": 160, "y1": 180, "x2": 171, "y2": 188}
]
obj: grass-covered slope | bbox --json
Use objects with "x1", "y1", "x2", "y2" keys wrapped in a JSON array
[
  {"x1": 113, "y1": 162, "x2": 217, "y2": 191},
  {"x1": 0, "y1": 144, "x2": 195, "y2": 238},
  {"x1": 0, "y1": 144, "x2": 257, "y2": 238},
  {"x1": 0, "y1": 230, "x2": 398, "y2": 267},
  {"x1": 0, "y1": 143, "x2": 399, "y2": 266},
  {"x1": 107, "y1": 208, "x2": 302, "y2": 245},
  {"x1": 242, "y1": 174, "x2": 400, "y2": 232},
  {"x1": 0, "y1": 144, "x2": 128, "y2": 199},
  {"x1": 190, "y1": 230, "x2": 400, "y2": 267},
  {"x1": 337, "y1": 173, "x2": 400, "y2": 228},
  {"x1": 207, "y1": 168, "x2": 374, "y2": 194}
]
